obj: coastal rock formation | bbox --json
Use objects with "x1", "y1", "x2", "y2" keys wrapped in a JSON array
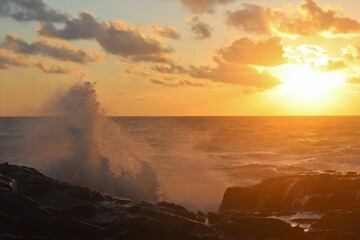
[
  {"x1": 0, "y1": 163, "x2": 213, "y2": 240},
  {"x1": 1, "y1": 163, "x2": 359, "y2": 240},
  {"x1": 219, "y1": 172, "x2": 360, "y2": 213},
  {"x1": 308, "y1": 210, "x2": 360, "y2": 240},
  {"x1": 209, "y1": 212, "x2": 305, "y2": 240}
]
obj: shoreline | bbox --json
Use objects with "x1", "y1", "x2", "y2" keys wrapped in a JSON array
[{"x1": 1, "y1": 162, "x2": 359, "y2": 240}]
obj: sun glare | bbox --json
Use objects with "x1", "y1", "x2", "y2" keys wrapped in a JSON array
[{"x1": 277, "y1": 65, "x2": 345, "y2": 105}]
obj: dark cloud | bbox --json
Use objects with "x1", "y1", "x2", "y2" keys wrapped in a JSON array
[
  {"x1": 150, "y1": 78, "x2": 206, "y2": 87},
  {"x1": 188, "y1": 16, "x2": 213, "y2": 40},
  {"x1": 1, "y1": 34, "x2": 103, "y2": 64},
  {"x1": 38, "y1": 12, "x2": 100, "y2": 40},
  {"x1": 216, "y1": 37, "x2": 285, "y2": 66},
  {"x1": 226, "y1": 4, "x2": 271, "y2": 34},
  {"x1": 225, "y1": 0, "x2": 360, "y2": 36},
  {"x1": 96, "y1": 25, "x2": 169, "y2": 57},
  {"x1": 38, "y1": 11, "x2": 172, "y2": 63},
  {"x1": 0, "y1": 0, "x2": 68, "y2": 22},
  {"x1": 149, "y1": 24, "x2": 181, "y2": 40},
  {"x1": 180, "y1": 0, "x2": 235, "y2": 14},
  {"x1": 188, "y1": 61, "x2": 281, "y2": 89}
]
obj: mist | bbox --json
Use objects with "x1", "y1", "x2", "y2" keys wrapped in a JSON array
[{"x1": 17, "y1": 82, "x2": 159, "y2": 202}]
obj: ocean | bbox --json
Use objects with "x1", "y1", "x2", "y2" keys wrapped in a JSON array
[{"x1": 1, "y1": 116, "x2": 359, "y2": 211}]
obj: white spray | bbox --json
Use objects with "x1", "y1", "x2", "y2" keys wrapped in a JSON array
[{"x1": 19, "y1": 82, "x2": 159, "y2": 202}]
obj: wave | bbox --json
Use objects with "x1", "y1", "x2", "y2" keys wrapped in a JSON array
[{"x1": 17, "y1": 82, "x2": 159, "y2": 202}]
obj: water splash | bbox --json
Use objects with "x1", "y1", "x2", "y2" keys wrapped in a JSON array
[{"x1": 19, "y1": 82, "x2": 159, "y2": 202}]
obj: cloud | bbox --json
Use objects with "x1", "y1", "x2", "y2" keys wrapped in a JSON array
[
  {"x1": 96, "y1": 25, "x2": 170, "y2": 57},
  {"x1": 149, "y1": 24, "x2": 181, "y2": 40},
  {"x1": 188, "y1": 61, "x2": 281, "y2": 89},
  {"x1": 186, "y1": 36, "x2": 284, "y2": 89},
  {"x1": 284, "y1": 44, "x2": 328, "y2": 65},
  {"x1": 284, "y1": 44, "x2": 350, "y2": 71},
  {"x1": 150, "y1": 78, "x2": 206, "y2": 87},
  {"x1": 226, "y1": 4, "x2": 271, "y2": 34},
  {"x1": 151, "y1": 62, "x2": 186, "y2": 74},
  {"x1": 1, "y1": 34, "x2": 103, "y2": 64},
  {"x1": 216, "y1": 37, "x2": 285, "y2": 66},
  {"x1": 38, "y1": 12, "x2": 100, "y2": 40},
  {"x1": 187, "y1": 16, "x2": 213, "y2": 40},
  {"x1": 180, "y1": 0, "x2": 235, "y2": 14},
  {"x1": 225, "y1": 0, "x2": 360, "y2": 36},
  {"x1": 277, "y1": 0, "x2": 360, "y2": 36},
  {"x1": 0, "y1": 0, "x2": 68, "y2": 22},
  {"x1": 341, "y1": 45, "x2": 360, "y2": 61},
  {"x1": 325, "y1": 59, "x2": 346, "y2": 71},
  {"x1": 130, "y1": 55, "x2": 171, "y2": 63},
  {"x1": 38, "y1": 11, "x2": 172, "y2": 62},
  {"x1": 149, "y1": 36, "x2": 283, "y2": 89},
  {"x1": 0, "y1": 48, "x2": 29, "y2": 69},
  {"x1": 34, "y1": 61, "x2": 85, "y2": 76},
  {"x1": 0, "y1": 48, "x2": 85, "y2": 76}
]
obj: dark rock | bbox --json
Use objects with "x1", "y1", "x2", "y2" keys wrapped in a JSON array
[
  {"x1": 2, "y1": 163, "x2": 358, "y2": 240},
  {"x1": 157, "y1": 201, "x2": 199, "y2": 221},
  {"x1": 310, "y1": 209, "x2": 360, "y2": 238},
  {"x1": 219, "y1": 172, "x2": 360, "y2": 213},
  {"x1": 214, "y1": 214, "x2": 305, "y2": 240},
  {"x1": 207, "y1": 212, "x2": 221, "y2": 225},
  {"x1": 307, "y1": 230, "x2": 358, "y2": 240},
  {"x1": 197, "y1": 210, "x2": 206, "y2": 223},
  {"x1": 0, "y1": 163, "x2": 212, "y2": 240}
]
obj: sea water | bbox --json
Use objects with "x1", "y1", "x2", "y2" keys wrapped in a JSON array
[{"x1": 1, "y1": 116, "x2": 359, "y2": 211}]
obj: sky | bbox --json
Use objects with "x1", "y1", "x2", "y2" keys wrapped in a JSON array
[{"x1": 0, "y1": 0, "x2": 359, "y2": 116}]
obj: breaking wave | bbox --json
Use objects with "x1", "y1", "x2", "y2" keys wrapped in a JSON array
[{"x1": 18, "y1": 82, "x2": 159, "y2": 202}]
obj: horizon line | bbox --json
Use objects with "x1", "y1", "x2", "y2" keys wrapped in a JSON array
[{"x1": 0, "y1": 114, "x2": 359, "y2": 118}]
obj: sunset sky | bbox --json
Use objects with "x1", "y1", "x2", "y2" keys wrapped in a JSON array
[{"x1": 0, "y1": 0, "x2": 359, "y2": 116}]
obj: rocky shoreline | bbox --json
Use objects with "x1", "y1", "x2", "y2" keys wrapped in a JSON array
[{"x1": 0, "y1": 163, "x2": 359, "y2": 240}]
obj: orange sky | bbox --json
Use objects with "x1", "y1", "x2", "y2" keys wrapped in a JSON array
[{"x1": 0, "y1": 0, "x2": 359, "y2": 116}]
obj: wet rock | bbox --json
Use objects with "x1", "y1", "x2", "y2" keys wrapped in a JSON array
[
  {"x1": 207, "y1": 212, "x2": 221, "y2": 225},
  {"x1": 214, "y1": 213, "x2": 305, "y2": 240},
  {"x1": 2, "y1": 163, "x2": 358, "y2": 240},
  {"x1": 197, "y1": 210, "x2": 206, "y2": 223},
  {"x1": 0, "y1": 163, "x2": 213, "y2": 240},
  {"x1": 309, "y1": 209, "x2": 360, "y2": 239},
  {"x1": 219, "y1": 172, "x2": 360, "y2": 213}
]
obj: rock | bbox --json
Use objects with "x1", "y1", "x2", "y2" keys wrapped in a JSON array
[
  {"x1": 2, "y1": 163, "x2": 358, "y2": 240},
  {"x1": 207, "y1": 212, "x2": 221, "y2": 225},
  {"x1": 214, "y1": 213, "x2": 305, "y2": 240},
  {"x1": 197, "y1": 210, "x2": 206, "y2": 223},
  {"x1": 157, "y1": 201, "x2": 199, "y2": 221},
  {"x1": 307, "y1": 230, "x2": 358, "y2": 240},
  {"x1": 309, "y1": 209, "x2": 360, "y2": 239},
  {"x1": 0, "y1": 163, "x2": 213, "y2": 240},
  {"x1": 219, "y1": 172, "x2": 360, "y2": 213}
]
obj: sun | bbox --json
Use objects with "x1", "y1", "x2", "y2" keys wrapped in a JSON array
[{"x1": 276, "y1": 64, "x2": 345, "y2": 105}]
